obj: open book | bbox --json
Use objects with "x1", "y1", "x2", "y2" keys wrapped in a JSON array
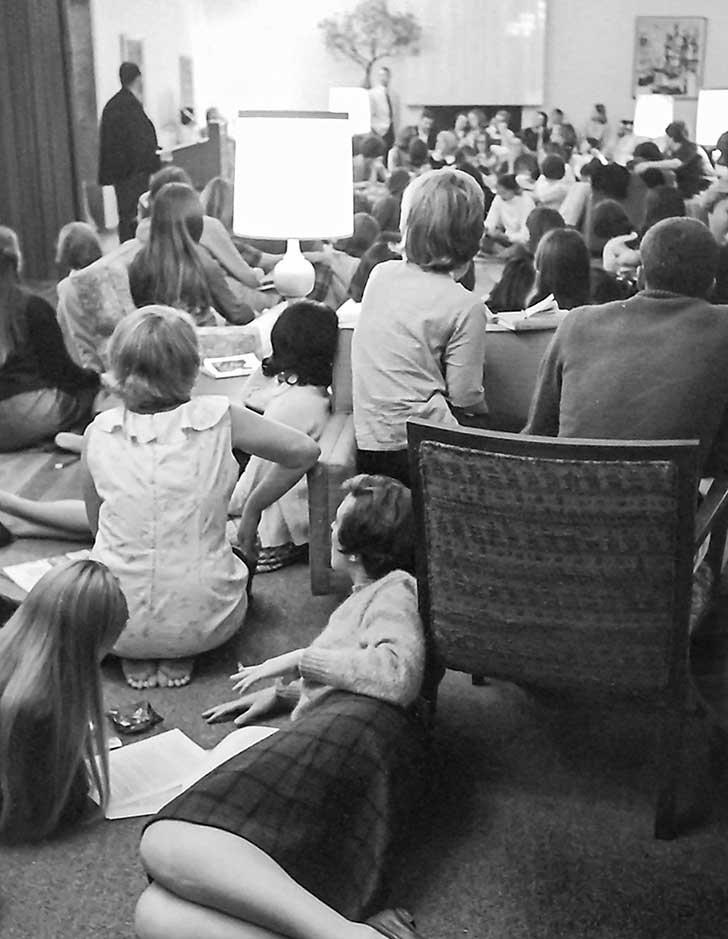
[
  {"x1": 100, "y1": 726, "x2": 278, "y2": 819},
  {"x1": 491, "y1": 294, "x2": 563, "y2": 332}
]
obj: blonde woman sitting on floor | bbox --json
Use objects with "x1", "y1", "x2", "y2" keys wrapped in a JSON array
[{"x1": 0, "y1": 306, "x2": 320, "y2": 689}]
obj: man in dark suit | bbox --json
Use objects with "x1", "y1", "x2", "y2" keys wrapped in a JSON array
[{"x1": 98, "y1": 62, "x2": 160, "y2": 242}]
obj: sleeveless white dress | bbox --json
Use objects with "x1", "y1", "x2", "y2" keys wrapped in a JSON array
[{"x1": 86, "y1": 396, "x2": 247, "y2": 658}]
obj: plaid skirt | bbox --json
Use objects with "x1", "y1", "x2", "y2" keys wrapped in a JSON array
[{"x1": 149, "y1": 692, "x2": 427, "y2": 920}]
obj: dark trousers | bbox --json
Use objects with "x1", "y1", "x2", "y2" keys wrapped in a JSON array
[
  {"x1": 114, "y1": 171, "x2": 149, "y2": 242},
  {"x1": 381, "y1": 123, "x2": 395, "y2": 167},
  {"x1": 356, "y1": 448, "x2": 411, "y2": 488}
]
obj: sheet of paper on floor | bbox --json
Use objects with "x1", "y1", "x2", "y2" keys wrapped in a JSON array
[{"x1": 104, "y1": 725, "x2": 279, "y2": 819}]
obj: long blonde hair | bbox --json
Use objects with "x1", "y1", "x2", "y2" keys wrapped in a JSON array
[{"x1": 0, "y1": 559, "x2": 128, "y2": 842}]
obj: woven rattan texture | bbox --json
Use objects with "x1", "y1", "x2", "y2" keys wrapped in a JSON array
[{"x1": 418, "y1": 440, "x2": 687, "y2": 696}]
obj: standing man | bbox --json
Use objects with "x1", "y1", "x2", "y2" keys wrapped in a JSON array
[
  {"x1": 369, "y1": 65, "x2": 399, "y2": 158},
  {"x1": 98, "y1": 62, "x2": 160, "y2": 242}
]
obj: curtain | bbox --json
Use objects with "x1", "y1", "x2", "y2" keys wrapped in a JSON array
[{"x1": 0, "y1": 0, "x2": 80, "y2": 279}]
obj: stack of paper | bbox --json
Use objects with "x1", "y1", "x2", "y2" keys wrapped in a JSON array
[{"x1": 102, "y1": 726, "x2": 278, "y2": 819}]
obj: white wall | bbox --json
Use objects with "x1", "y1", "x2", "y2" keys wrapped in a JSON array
[
  {"x1": 545, "y1": 0, "x2": 728, "y2": 135},
  {"x1": 88, "y1": 0, "x2": 728, "y2": 141},
  {"x1": 90, "y1": 0, "x2": 204, "y2": 141}
]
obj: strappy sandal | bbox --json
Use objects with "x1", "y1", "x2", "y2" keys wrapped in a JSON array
[{"x1": 232, "y1": 546, "x2": 257, "y2": 600}]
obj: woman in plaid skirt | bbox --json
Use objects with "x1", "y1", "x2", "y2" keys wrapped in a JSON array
[{"x1": 135, "y1": 475, "x2": 429, "y2": 939}]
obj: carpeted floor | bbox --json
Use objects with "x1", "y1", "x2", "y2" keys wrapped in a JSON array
[{"x1": 0, "y1": 554, "x2": 727, "y2": 938}]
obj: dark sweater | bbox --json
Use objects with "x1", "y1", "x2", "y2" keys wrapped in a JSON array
[
  {"x1": 0, "y1": 292, "x2": 99, "y2": 402},
  {"x1": 523, "y1": 291, "x2": 728, "y2": 477},
  {"x1": 98, "y1": 87, "x2": 160, "y2": 186}
]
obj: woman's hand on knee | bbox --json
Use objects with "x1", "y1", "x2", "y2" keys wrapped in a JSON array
[{"x1": 202, "y1": 686, "x2": 277, "y2": 725}]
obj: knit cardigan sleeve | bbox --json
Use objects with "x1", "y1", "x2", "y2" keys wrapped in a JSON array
[{"x1": 298, "y1": 573, "x2": 425, "y2": 708}]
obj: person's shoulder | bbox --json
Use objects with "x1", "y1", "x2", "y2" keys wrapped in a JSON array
[
  {"x1": 368, "y1": 258, "x2": 403, "y2": 286},
  {"x1": 368, "y1": 570, "x2": 418, "y2": 609}
]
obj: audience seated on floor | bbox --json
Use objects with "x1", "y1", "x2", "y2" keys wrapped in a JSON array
[
  {"x1": 524, "y1": 217, "x2": 728, "y2": 482},
  {"x1": 136, "y1": 474, "x2": 427, "y2": 939},
  {"x1": 633, "y1": 121, "x2": 713, "y2": 201},
  {"x1": 128, "y1": 182, "x2": 254, "y2": 326},
  {"x1": 352, "y1": 169, "x2": 487, "y2": 487},
  {"x1": 486, "y1": 206, "x2": 564, "y2": 313},
  {"x1": 82, "y1": 305, "x2": 319, "y2": 689},
  {"x1": 0, "y1": 226, "x2": 99, "y2": 451},
  {"x1": 483, "y1": 172, "x2": 536, "y2": 249},
  {"x1": 0, "y1": 560, "x2": 128, "y2": 844},
  {"x1": 55, "y1": 221, "x2": 102, "y2": 280},
  {"x1": 228, "y1": 301, "x2": 338, "y2": 573}
]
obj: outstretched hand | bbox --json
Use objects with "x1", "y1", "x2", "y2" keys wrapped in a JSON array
[
  {"x1": 230, "y1": 662, "x2": 271, "y2": 695},
  {"x1": 230, "y1": 649, "x2": 303, "y2": 695},
  {"x1": 202, "y1": 687, "x2": 277, "y2": 726}
]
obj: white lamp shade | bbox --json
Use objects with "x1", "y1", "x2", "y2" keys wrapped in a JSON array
[
  {"x1": 633, "y1": 95, "x2": 675, "y2": 139},
  {"x1": 696, "y1": 90, "x2": 728, "y2": 146},
  {"x1": 233, "y1": 110, "x2": 354, "y2": 241},
  {"x1": 329, "y1": 87, "x2": 371, "y2": 136}
]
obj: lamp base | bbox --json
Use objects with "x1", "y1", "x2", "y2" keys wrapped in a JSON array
[{"x1": 273, "y1": 239, "x2": 316, "y2": 299}]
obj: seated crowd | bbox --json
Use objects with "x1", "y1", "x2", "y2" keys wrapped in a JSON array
[{"x1": 2, "y1": 87, "x2": 728, "y2": 939}]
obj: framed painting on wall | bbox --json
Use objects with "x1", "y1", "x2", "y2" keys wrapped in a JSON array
[{"x1": 633, "y1": 17, "x2": 707, "y2": 98}]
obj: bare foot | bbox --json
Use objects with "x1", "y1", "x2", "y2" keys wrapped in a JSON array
[
  {"x1": 157, "y1": 658, "x2": 194, "y2": 688},
  {"x1": 121, "y1": 659, "x2": 158, "y2": 689}
]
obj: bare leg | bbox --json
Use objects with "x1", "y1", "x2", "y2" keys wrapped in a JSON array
[
  {"x1": 0, "y1": 491, "x2": 90, "y2": 536},
  {"x1": 136, "y1": 883, "x2": 289, "y2": 939},
  {"x1": 139, "y1": 821, "x2": 379, "y2": 939}
]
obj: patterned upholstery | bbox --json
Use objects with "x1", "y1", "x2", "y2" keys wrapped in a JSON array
[
  {"x1": 416, "y1": 440, "x2": 690, "y2": 697},
  {"x1": 408, "y1": 421, "x2": 728, "y2": 838}
]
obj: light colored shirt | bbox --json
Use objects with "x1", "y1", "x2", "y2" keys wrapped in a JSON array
[
  {"x1": 293, "y1": 569, "x2": 425, "y2": 719},
  {"x1": 485, "y1": 193, "x2": 536, "y2": 243},
  {"x1": 352, "y1": 260, "x2": 487, "y2": 450},
  {"x1": 369, "y1": 84, "x2": 397, "y2": 137}
]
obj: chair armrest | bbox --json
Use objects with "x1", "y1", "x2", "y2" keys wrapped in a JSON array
[
  {"x1": 695, "y1": 477, "x2": 728, "y2": 549},
  {"x1": 308, "y1": 413, "x2": 356, "y2": 595}
]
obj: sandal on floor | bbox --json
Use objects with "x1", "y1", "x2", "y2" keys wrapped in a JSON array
[
  {"x1": 256, "y1": 542, "x2": 308, "y2": 573},
  {"x1": 121, "y1": 659, "x2": 158, "y2": 689},
  {"x1": 232, "y1": 546, "x2": 257, "y2": 600},
  {"x1": 366, "y1": 909, "x2": 425, "y2": 939},
  {"x1": 157, "y1": 658, "x2": 195, "y2": 688}
]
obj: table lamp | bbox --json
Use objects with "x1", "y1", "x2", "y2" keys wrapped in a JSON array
[
  {"x1": 329, "y1": 87, "x2": 372, "y2": 136},
  {"x1": 696, "y1": 89, "x2": 728, "y2": 152},
  {"x1": 633, "y1": 95, "x2": 674, "y2": 140},
  {"x1": 233, "y1": 110, "x2": 354, "y2": 299}
]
